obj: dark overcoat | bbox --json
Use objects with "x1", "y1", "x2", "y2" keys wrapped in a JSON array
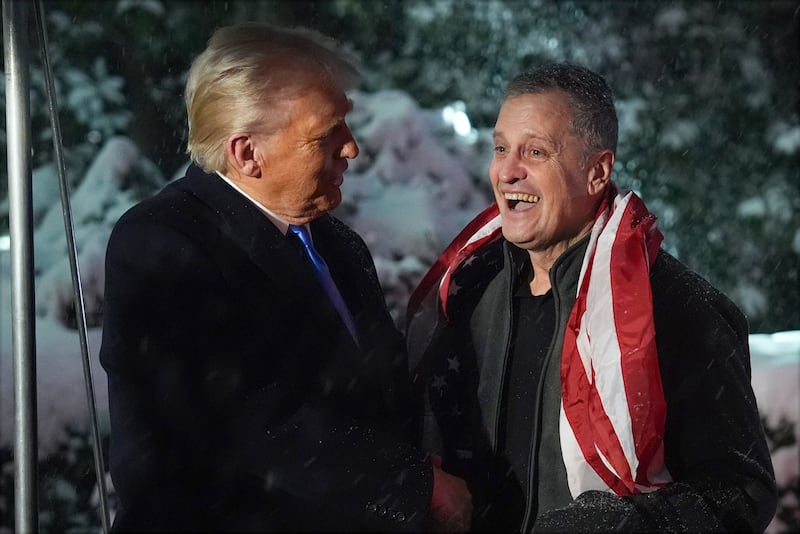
[{"x1": 100, "y1": 165, "x2": 431, "y2": 532}]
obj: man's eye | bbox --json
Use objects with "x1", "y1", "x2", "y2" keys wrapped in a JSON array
[
  {"x1": 529, "y1": 148, "x2": 543, "y2": 157},
  {"x1": 494, "y1": 146, "x2": 506, "y2": 154}
]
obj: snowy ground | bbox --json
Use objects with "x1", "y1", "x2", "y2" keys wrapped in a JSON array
[{"x1": 0, "y1": 89, "x2": 797, "y2": 531}]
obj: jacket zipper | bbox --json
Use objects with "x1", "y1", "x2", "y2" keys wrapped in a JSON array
[
  {"x1": 490, "y1": 251, "x2": 516, "y2": 453},
  {"x1": 520, "y1": 269, "x2": 563, "y2": 533}
]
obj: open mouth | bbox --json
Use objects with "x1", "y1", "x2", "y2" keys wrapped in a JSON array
[{"x1": 504, "y1": 192, "x2": 540, "y2": 210}]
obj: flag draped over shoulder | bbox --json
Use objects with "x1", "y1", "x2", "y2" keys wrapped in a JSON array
[{"x1": 407, "y1": 188, "x2": 672, "y2": 497}]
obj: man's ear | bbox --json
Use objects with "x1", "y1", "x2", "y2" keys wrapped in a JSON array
[
  {"x1": 587, "y1": 149, "x2": 614, "y2": 195},
  {"x1": 225, "y1": 133, "x2": 261, "y2": 178}
]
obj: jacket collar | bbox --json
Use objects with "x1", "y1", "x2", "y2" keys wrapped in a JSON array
[
  {"x1": 504, "y1": 234, "x2": 590, "y2": 300},
  {"x1": 174, "y1": 164, "x2": 359, "y2": 351}
]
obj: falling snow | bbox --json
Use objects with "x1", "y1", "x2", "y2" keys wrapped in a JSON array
[{"x1": 0, "y1": 88, "x2": 797, "y2": 533}]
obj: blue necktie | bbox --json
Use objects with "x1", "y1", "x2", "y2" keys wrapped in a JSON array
[{"x1": 288, "y1": 225, "x2": 359, "y2": 346}]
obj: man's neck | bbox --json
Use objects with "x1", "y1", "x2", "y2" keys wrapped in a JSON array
[
  {"x1": 528, "y1": 264, "x2": 553, "y2": 296},
  {"x1": 526, "y1": 228, "x2": 591, "y2": 296},
  {"x1": 215, "y1": 171, "x2": 294, "y2": 235}
]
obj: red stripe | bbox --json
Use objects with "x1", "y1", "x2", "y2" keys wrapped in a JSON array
[
  {"x1": 437, "y1": 229, "x2": 502, "y2": 317},
  {"x1": 406, "y1": 203, "x2": 501, "y2": 322},
  {"x1": 562, "y1": 254, "x2": 631, "y2": 494},
  {"x1": 610, "y1": 195, "x2": 666, "y2": 487},
  {"x1": 561, "y1": 193, "x2": 667, "y2": 495}
]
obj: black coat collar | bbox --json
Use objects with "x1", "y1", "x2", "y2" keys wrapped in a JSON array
[{"x1": 172, "y1": 164, "x2": 360, "y2": 351}]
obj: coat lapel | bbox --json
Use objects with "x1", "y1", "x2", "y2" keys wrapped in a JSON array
[{"x1": 176, "y1": 166, "x2": 359, "y2": 352}]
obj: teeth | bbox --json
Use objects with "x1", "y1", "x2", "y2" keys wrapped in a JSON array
[{"x1": 504, "y1": 193, "x2": 540, "y2": 203}]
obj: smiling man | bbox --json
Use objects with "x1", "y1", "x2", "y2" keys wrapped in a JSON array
[
  {"x1": 409, "y1": 63, "x2": 777, "y2": 532},
  {"x1": 99, "y1": 22, "x2": 471, "y2": 532}
]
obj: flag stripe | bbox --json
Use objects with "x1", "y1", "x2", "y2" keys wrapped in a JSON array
[
  {"x1": 407, "y1": 204, "x2": 501, "y2": 322},
  {"x1": 563, "y1": 228, "x2": 636, "y2": 495},
  {"x1": 587, "y1": 192, "x2": 639, "y2": 492},
  {"x1": 611, "y1": 195, "x2": 667, "y2": 488},
  {"x1": 561, "y1": 190, "x2": 669, "y2": 496}
]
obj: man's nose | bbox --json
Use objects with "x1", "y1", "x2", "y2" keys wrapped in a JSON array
[
  {"x1": 496, "y1": 154, "x2": 525, "y2": 183},
  {"x1": 341, "y1": 125, "x2": 359, "y2": 159}
]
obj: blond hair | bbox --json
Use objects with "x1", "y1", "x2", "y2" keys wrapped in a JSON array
[{"x1": 185, "y1": 22, "x2": 360, "y2": 172}]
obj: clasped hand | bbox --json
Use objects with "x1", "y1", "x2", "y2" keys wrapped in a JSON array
[{"x1": 430, "y1": 455, "x2": 473, "y2": 532}]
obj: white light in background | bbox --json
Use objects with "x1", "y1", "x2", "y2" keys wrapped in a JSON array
[
  {"x1": 0, "y1": 235, "x2": 9, "y2": 251},
  {"x1": 442, "y1": 101, "x2": 476, "y2": 141}
]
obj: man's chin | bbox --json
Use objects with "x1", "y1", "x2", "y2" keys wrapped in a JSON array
[
  {"x1": 312, "y1": 192, "x2": 342, "y2": 217},
  {"x1": 502, "y1": 227, "x2": 535, "y2": 248}
]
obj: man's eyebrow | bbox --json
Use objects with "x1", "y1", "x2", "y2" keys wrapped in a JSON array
[{"x1": 493, "y1": 129, "x2": 556, "y2": 147}]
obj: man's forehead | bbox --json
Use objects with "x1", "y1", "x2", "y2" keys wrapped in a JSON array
[
  {"x1": 494, "y1": 97, "x2": 572, "y2": 140},
  {"x1": 493, "y1": 126, "x2": 559, "y2": 148}
]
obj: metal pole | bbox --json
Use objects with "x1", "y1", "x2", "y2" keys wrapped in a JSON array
[
  {"x1": 32, "y1": 1, "x2": 111, "y2": 530},
  {"x1": 3, "y1": 0, "x2": 38, "y2": 532}
]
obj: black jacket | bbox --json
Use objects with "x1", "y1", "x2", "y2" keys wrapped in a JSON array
[
  {"x1": 415, "y1": 237, "x2": 776, "y2": 532},
  {"x1": 100, "y1": 165, "x2": 432, "y2": 532}
]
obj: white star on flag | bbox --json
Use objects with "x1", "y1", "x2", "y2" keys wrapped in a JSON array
[
  {"x1": 448, "y1": 280, "x2": 462, "y2": 296},
  {"x1": 447, "y1": 356, "x2": 461, "y2": 372}
]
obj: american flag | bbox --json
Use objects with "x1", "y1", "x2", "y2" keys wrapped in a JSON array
[{"x1": 409, "y1": 187, "x2": 672, "y2": 497}]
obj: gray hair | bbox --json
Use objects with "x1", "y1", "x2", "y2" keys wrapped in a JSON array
[
  {"x1": 185, "y1": 22, "x2": 360, "y2": 172},
  {"x1": 504, "y1": 63, "x2": 618, "y2": 159}
]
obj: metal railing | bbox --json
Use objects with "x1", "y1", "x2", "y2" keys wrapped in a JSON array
[{"x1": 4, "y1": 0, "x2": 111, "y2": 531}]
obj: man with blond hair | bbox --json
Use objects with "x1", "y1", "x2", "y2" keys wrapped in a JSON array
[{"x1": 100, "y1": 22, "x2": 471, "y2": 532}]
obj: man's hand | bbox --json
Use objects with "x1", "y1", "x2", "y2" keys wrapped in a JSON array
[{"x1": 429, "y1": 455, "x2": 473, "y2": 532}]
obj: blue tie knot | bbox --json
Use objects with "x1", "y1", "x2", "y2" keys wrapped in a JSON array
[
  {"x1": 289, "y1": 224, "x2": 326, "y2": 273},
  {"x1": 288, "y1": 224, "x2": 312, "y2": 248}
]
